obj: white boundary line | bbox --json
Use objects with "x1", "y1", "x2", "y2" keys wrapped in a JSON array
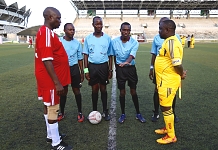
[{"x1": 108, "y1": 68, "x2": 117, "y2": 150}]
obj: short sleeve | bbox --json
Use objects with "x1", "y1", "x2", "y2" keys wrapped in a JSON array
[
  {"x1": 130, "y1": 40, "x2": 139, "y2": 58},
  {"x1": 150, "y1": 37, "x2": 158, "y2": 55},
  {"x1": 166, "y1": 39, "x2": 182, "y2": 66},
  {"x1": 39, "y1": 28, "x2": 53, "y2": 61},
  {"x1": 83, "y1": 36, "x2": 89, "y2": 55},
  {"x1": 77, "y1": 42, "x2": 83, "y2": 60},
  {"x1": 107, "y1": 37, "x2": 113, "y2": 56}
]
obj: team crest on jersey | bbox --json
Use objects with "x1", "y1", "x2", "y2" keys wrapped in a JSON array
[{"x1": 89, "y1": 44, "x2": 95, "y2": 53}]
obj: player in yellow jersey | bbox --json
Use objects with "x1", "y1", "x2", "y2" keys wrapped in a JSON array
[
  {"x1": 154, "y1": 20, "x2": 187, "y2": 144},
  {"x1": 181, "y1": 35, "x2": 186, "y2": 48},
  {"x1": 190, "y1": 34, "x2": 195, "y2": 48}
]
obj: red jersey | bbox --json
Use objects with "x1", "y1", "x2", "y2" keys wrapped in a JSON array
[
  {"x1": 29, "y1": 38, "x2": 32, "y2": 44},
  {"x1": 35, "y1": 25, "x2": 71, "y2": 90}
]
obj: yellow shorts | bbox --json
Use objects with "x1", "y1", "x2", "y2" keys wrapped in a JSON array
[
  {"x1": 47, "y1": 104, "x2": 59, "y2": 120},
  {"x1": 158, "y1": 86, "x2": 178, "y2": 107}
]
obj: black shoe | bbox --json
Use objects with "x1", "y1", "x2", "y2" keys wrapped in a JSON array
[
  {"x1": 151, "y1": 111, "x2": 159, "y2": 122},
  {"x1": 46, "y1": 133, "x2": 67, "y2": 143},
  {"x1": 51, "y1": 141, "x2": 73, "y2": 150},
  {"x1": 102, "y1": 109, "x2": 111, "y2": 121},
  {"x1": 175, "y1": 116, "x2": 179, "y2": 123}
]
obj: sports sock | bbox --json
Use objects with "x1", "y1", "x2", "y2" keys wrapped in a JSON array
[
  {"x1": 172, "y1": 96, "x2": 176, "y2": 116},
  {"x1": 153, "y1": 91, "x2": 159, "y2": 114},
  {"x1": 92, "y1": 92, "x2": 98, "y2": 111},
  {"x1": 49, "y1": 122, "x2": 61, "y2": 146},
  {"x1": 119, "y1": 96, "x2": 125, "y2": 114},
  {"x1": 132, "y1": 94, "x2": 140, "y2": 114},
  {"x1": 60, "y1": 95, "x2": 67, "y2": 114},
  {"x1": 75, "y1": 94, "x2": 82, "y2": 113},
  {"x1": 163, "y1": 108, "x2": 175, "y2": 138},
  {"x1": 44, "y1": 114, "x2": 51, "y2": 139},
  {"x1": 101, "y1": 91, "x2": 107, "y2": 112}
]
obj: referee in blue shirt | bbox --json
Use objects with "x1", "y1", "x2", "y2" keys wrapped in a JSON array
[
  {"x1": 149, "y1": 17, "x2": 181, "y2": 123},
  {"x1": 58, "y1": 23, "x2": 85, "y2": 122},
  {"x1": 111, "y1": 22, "x2": 146, "y2": 124},
  {"x1": 83, "y1": 16, "x2": 113, "y2": 121}
]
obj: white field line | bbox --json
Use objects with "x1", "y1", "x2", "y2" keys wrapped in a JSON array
[{"x1": 108, "y1": 68, "x2": 117, "y2": 150}]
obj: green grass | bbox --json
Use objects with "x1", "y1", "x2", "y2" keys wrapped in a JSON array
[{"x1": 0, "y1": 43, "x2": 218, "y2": 150}]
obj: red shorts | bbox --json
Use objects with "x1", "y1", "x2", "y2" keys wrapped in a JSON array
[
  {"x1": 40, "y1": 88, "x2": 60, "y2": 106},
  {"x1": 37, "y1": 87, "x2": 43, "y2": 100}
]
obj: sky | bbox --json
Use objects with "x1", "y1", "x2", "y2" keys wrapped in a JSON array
[{"x1": 5, "y1": 0, "x2": 76, "y2": 31}]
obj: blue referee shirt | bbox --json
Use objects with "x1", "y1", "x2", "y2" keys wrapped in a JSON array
[
  {"x1": 83, "y1": 33, "x2": 112, "y2": 64},
  {"x1": 111, "y1": 36, "x2": 139, "y2": 65},
  {"x1": 151, "y1": 34, "x2": 181, "y2": 56},
  {"x1": 60, "y1": 37, "x2": 83, "y2": 66}
]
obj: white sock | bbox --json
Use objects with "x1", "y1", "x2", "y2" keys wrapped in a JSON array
[
  {"x1": 49, "y1": 123, "x2": 61, "y2": 146},
  {"x1": 44, "y1": 114, "x2": 51, "y2": 139}
]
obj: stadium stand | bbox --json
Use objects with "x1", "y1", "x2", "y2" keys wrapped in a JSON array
[
  {"x1": 0, "y1": 0, "x2": 31, "y2": 42},
  {"x1": 70, "y1": 0, "x2": 218, "y2": 42}
]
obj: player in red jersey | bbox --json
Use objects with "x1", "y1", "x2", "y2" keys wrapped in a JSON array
[
  {"x1": 28, "y1": 37, "x2": 34, "y2": 48},
  {"x1": 35, "y1": 7, "x2": 72, "y2": 150}
]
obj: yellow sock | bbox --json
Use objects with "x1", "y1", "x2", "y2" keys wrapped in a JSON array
[{"x1": 163, "y1": 108, "x2": 175, "y2": 138}]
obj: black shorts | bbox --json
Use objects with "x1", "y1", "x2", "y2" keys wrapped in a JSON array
[
  {"x1": 70, "y1": 64, "x2": 82, "y2": 88},
  {"x1": 115, "y1": 65, "x2": 138, "y2": 90},
  {"x1": 88, "y1": 62, "x2": 109, "y2": 86}
]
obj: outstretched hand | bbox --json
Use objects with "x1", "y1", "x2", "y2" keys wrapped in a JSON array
[{"x1": 119, "y1": 62, "x2": 131, "y2": 67}]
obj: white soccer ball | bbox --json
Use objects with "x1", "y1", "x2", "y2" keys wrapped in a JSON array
[{"x1": 88, "y1": 111, "x2": 102, "y2": 124}]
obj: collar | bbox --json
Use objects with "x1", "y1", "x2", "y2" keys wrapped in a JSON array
[
  {"x1": 120, "y1": 36, "x2": 130, "y2": 42},
  {"x1": 93, "y1": 32, "x2": 104, "y2": 36},
  {"x1": 63, "y1": 36, "x2": 74, "y2": 41}
]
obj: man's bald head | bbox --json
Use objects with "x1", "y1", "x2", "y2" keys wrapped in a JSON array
[
  {"x1": 159, "y1": 19, "x2": 176, "y2": 39},
  {"x1": 43, "y1": 7, "x2": 60, "y2": 20},
  {"x1": 43, "y1": 7, "x2": 61, "y2": 30}
]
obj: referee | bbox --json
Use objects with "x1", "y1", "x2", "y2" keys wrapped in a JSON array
[
  {"x1": 83, "y1": 16, "x2": 113, "y2": 121},
  {"x1": 111, "y1": 22, "x2": 146, "y2": 124}
]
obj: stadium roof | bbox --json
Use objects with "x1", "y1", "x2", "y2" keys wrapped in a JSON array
[
  {"x1": 0, "y1": 0, "x2": 31, "y2": 26},
  {"x1": 71, "y1": 0, "x2": 218, "y2": 11},
  {"x1": 17, "y1": 25, "x2": 41, "y2": 36},
  {"x1": 7, "y1": 2, "x2": 18, "y2": 12}
]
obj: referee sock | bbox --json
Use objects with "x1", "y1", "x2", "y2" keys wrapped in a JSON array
[
  {"x1": 101, "y1": 91, "x2": 107, "y2": 112},
  {"x1": 163, "y1": 108, "x2": 175, "y2": 138},
  {"x1": 132, "y1": 94, "x2": 140, "y2": 114},
  {"x1": 153, "y1": 91, "x2": 159, "y2": 114},
  {"x1": 44, "y1": 114, "x2": 51, "y2": 139},
  {"x1": 75, "y1": 94, "x2": 82, "y2": 113},
  {"x1": 92, "y1": 92, "x2": 98, "y2": 111},
  {"x1": 119, "y1": 96, "x2": 125, "y2": 114},
  {"x1": 60, "y1": 95, "x2": 67, "y2": 114}
]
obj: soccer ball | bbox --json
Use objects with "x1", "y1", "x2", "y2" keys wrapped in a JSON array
[{"x1": 88, "y1": 111, "x2": 102, "y2": 124}]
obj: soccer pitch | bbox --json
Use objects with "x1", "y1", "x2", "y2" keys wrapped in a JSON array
[{"x1": 0, "y1": 43, "x2": 218, "y2": 150}]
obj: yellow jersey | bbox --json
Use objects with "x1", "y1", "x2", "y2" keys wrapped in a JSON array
[{"x1": 155, "y1": 35, "x2": 183, "y2": 87}]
